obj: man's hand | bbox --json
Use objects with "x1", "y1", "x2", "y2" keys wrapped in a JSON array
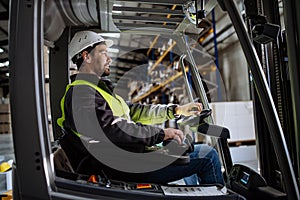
[
  {"x1": 175, "y1": 102, "x2": 203, "y2": 116},
  {"x1": 163, "y1": 128, "x2": 184, "y2": 144}
]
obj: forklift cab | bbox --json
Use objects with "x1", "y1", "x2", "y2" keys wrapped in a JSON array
[
  {"x1": 48, "y1": 22, "x2": 243, "y2": 200},
  {"x1": 8, "y1": 0, "x2": 300, "y2": 199}
]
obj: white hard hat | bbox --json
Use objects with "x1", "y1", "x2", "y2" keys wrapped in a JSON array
[{"x1": 68, "y1": 30, "x2": 113, "y2": 60}]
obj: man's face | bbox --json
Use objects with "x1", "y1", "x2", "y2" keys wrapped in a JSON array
[{"x1": 89, "y1": 44, "x2": 111, "y2": 77}]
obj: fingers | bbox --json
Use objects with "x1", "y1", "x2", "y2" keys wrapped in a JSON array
[
  {"x1": 189, "y1": 110, "x2": 201, "y2": 116},
  {"x1": 179, "y1": 102, "x2": 203, "y2": 116},
  {"x1": 188, "y1": 105, "x2": 201, "y2": 115},
  {"x1": 191, "y1": 102, "x2": 203, "y2": 112},
  {"x1": 174, "y1": 129, "x2": 184, "y2": 141},
  {"x1": 163, "y1": 128, "x2": 184, "y2": 144},
  {"x1": 197, "y1": 102, "x2": 203, "y2": 111},
  {"x1": 176, "y1": 102, "x2": 203, "y2": 116},
  {"x1": 173, "y1": 135, "x2": 182, "y2": 145}
]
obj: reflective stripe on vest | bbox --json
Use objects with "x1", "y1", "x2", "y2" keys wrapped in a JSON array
[{"x1": 57, "y1": 79, "x2": 130, "y2": 137}]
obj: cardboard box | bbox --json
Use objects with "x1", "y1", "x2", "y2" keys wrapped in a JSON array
[
  {"x1": 0, "y1": 114, "x2": 10, "y2": 123},
  {"x1": 0, "y1": 104, "x2": 10, "y2": 113},
  {"x1": 0, "y1": 124, "x2": 11, "y2": 134}
]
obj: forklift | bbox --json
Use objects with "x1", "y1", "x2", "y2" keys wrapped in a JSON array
[{"x1": 8, "y1": 0, "x2": 300, "y2": 199}]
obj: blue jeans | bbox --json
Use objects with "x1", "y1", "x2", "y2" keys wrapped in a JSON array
[{"x1": 144, "y1": 144, "x2": 225, "y2": 185}]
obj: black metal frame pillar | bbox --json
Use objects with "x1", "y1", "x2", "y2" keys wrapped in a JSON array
[
  {"x1": 282, "y1": 0, "x2": 300, "y2": 186},
  {"x1": 217, "y1": 0, "x2": 299, "y2": 199},
  {"x1": 9, "y1": 0, "x2": 54, "y2": 199},
  {"x1": 49, "y1": 28, "x2": 70, "y2": 140}
]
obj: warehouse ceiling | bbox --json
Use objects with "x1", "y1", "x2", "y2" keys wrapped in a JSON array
[
  {"x1": 107, "y1": 0, "x2": 220, "y2": 85},
  {"x1": 0, "y1": 0, "x2": 239, "y2": 95}
]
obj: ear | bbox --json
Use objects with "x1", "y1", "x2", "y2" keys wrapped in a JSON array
[{"x1": 82, "y1": 51, "x2": 92, "y2": 64}]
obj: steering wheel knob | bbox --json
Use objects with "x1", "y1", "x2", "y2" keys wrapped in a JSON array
[{"x1": 163, "y1": 138, "x2": 194, "y2": 155}]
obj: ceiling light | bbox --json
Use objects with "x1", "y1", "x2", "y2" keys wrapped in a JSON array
[
  {"x1": 0, "y1": 48, "x2": 3, "y2": 53},
  {"x1": 100, "y1": 33, "x2": 120, "y2": 38},
  {"x1": 108, "y1": 48, "x2": 119, "y2": 54},
  {"x1": 0, "y1": 61, "x2": 9, "y2": 67},
  {"x1": 112, "y1": 3, "x2": 122, "y2": 14},
  {"x1": 112, "y1": 10, "x2": 122, "y2": 14}
]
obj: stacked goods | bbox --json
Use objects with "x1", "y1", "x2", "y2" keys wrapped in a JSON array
[{"x1": 0, "y1": 104, "x2": 11, "y2": 134}]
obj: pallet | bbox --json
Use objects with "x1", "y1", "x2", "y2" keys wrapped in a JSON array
[{"x1": 228, "y1": 139, "x2": 256, "y2": 147}]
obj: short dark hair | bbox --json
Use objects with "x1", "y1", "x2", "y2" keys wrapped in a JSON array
[{"x1": 71, "y1": 41, "x2": 106, "y2": 69}]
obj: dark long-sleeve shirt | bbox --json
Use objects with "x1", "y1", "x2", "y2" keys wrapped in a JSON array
[{"x1": 62, "y1": 73, "x2": 177, "y2": 149}]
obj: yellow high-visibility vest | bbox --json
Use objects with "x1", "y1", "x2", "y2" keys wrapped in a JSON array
[{"x1": 57, "y1": 79, "x2": 130, "y2": 137}]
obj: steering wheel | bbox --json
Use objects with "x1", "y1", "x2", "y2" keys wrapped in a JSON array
[
  {"x1": 161, "y1": 109, "x2": 213, "y2": 157},
  {"x1": 177, "y1": 108, "x2": 230, "y2": 139},
  {"x1": 177, "y1": 108, "x2": 212, "y2": 127}
]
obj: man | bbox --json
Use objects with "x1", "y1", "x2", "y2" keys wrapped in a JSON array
[{"x1": 58, "y1": 30, "x2": 224, "y2": 186}]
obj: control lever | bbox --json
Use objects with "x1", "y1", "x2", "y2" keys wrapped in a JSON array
[
  {"x1": 177, "y1": 108, "x2": 212, "y2": 126},
  {"x1": 163, "y1": 134, "x2": 194, "y2": 156},
  {"x1": 163, "y1": 109, "x2": 212, "y2": 155},
  {"x1": 177, "y1": 109, "x2": 230, "y2": 139},
  {"x1": 184, "y1": 134, "x2": 194, "y2": 153}
]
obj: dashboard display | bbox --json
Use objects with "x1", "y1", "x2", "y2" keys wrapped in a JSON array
[{"x1": 240, "y1": 171, "x2": 250, "y2": 185}]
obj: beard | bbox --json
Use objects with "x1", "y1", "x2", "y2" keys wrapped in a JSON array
[{"x1": 102, "y1": 67, "x2": 110, "y2": 77}]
